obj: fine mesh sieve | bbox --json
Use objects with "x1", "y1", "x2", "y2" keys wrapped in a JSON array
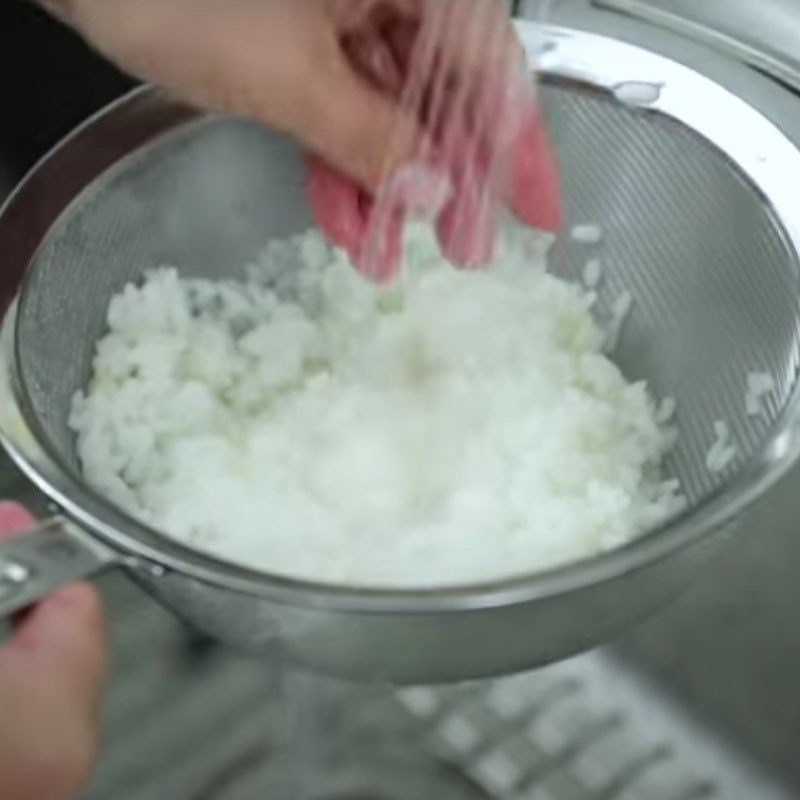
[
  {"x1": 2, "y1": 23, "x2": 800, "y2": 683},
  {"x1": 544, "y1": 81, "x2": 800, "y2": 507}
]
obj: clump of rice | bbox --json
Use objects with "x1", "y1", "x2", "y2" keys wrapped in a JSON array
[
  {"x1": 70, "y1": 223, "x2": 682, "y2": 588},
  {"x1": 656, "y1": 396, "x2": 676, "y2": 425},
  {"x1": 571, "y1": 223, "x2": 603, "y2": 244},
  {"x1": 745, "y1": 371, "x2": 776, "y2": 417},
  {"x1": 582, "y1": 258, "x2": 603, "y2": 289},
  {"x1": 706, "y1": 420, "x2": 738, "y2": 474},
  {"x1": 604, "y1": 291, "x2": 634, "y2": 353}
]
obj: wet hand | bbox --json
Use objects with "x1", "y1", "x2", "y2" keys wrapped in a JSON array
[{"x1": 61, "y1": 0, "x2": 559, "y2": 277}]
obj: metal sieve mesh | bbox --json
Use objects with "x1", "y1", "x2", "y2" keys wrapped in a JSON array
[
  {"x1": 15, "y1": 79, "x2": 800, "y2": 516},
  {"x1": 540, "y1": 80, "x2": 800, "y2": 506}
]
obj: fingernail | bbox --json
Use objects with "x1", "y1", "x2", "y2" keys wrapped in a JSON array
[{"x1": 386, "y1": 162, "x2": 453, "y2": 219}]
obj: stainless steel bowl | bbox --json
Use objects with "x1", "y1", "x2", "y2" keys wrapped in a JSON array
[{"x1": 2, "y1": 22, "x2": 800, "y2": 684}]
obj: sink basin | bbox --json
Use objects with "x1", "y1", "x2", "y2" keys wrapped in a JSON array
[{"x1": 58, "y1": 556, "x2": 797, "y2": 800}]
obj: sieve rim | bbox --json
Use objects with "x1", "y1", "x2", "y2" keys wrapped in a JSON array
[{"x1": 3, "y1": 25, "x2": 800, "y2": 614}]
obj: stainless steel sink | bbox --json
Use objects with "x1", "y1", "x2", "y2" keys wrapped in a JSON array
[
  {"x1": 619, "y1": 467, "x2": 800, "y2": 794},
  {"x1": 58, "y1": 539, "x2": 799, "y2": 800},
  {"x1": 38, "y1": 458, "x2": 793, "y2": 800}
]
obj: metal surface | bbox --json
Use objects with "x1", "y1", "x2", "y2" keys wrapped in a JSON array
[
  {"x1": 3, "y1": 22, "x2": 800, "y2": 682},
  {"x1": 592, "y1": 0, "x2": 800, "y2": 94},
  {"x1": 73, "y1": 575, "x2": 795, "y2": 800},
  {"x1": 0, "y1": 516, "x2": 117, "y2": 614}
]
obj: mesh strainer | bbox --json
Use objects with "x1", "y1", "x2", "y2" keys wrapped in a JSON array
[{"x1": 1, "y1": 23, "x2": 800, "y2": 683}]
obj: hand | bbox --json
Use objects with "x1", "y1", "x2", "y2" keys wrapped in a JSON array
[
  {"x1": 0, "y1": 503, "x2": 107, "y2": 800},
  {"x1": 307, "y1": 0, "x2": 561, "y2": 277},
  {"x1": 59, "y1": 0, "x2": 559, "y2": 278}
]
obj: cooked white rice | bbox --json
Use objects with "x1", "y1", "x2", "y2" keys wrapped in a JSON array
[
  {"x1": 604, "y1": 290, "x2": 634, "y2": 353},
  {"x1": 570, "y1": 223, "x2": 603, "y2": 244},
  {"x1": 706, "y1": 419, "x2": 738, "y2": 474},
  {"x1": 70, "y1": 223, "x2": 682, "y2": 588},
  {"x1": 745, "y1": 371, "x2": 776, "y2": 417},
  {"x1": 655, "y1": 396, "x2": 676, "y2": 425},
  {"x1": 582, "y1": 258, "x2": 603, "y2": 289}
]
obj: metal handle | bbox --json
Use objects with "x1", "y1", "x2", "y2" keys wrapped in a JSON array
[{"x1": 0, "y1": 517, "x2": 119, "y2": 617}]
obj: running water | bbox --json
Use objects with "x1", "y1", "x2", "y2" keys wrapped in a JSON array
[{"x1": 355, "y1": 0, "x2": 537, "y2": 277}]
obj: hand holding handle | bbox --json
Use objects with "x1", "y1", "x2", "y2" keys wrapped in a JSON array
[{"x1": 0, "y1": 517, "x2": 117, "y2": 617}]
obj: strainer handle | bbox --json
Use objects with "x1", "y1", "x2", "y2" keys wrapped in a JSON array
[{"x1": 0, "y1": 516, "x2": 119, "y2": 618}]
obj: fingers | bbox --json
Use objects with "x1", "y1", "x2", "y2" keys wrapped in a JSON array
[
  {"x1": 307, "y1": 157, "x2": 368, "y2": 256},
  {"x1": 310, "y1": 0, "x2": 560, "y2": 276},
  {"x1": 423, "y1": 0, "x2": 561, "y2": 244},
  {"x1": 0, "y1": 501, "x2": 107, "y2": 714},
  {"x1": 307, "y1": 158, "x2": 406, "y2": 280},
  {"x1": 304, "y1": 49, "x2": 430, "y2": 192},
  {"x1": 0, "y1": 501, "x2": 106, "y2": 725},
  {"x1": 0, "y1": 585, "x2": 106, "y2": 800},
  {"x1": 8, "y1": 583, "x2": 107, "y2": 717},
  {"x1": 342, "y1": 24, "x2": 405, "y2": 96},
  {"x1": 420, "y1": 0, "x2": 522, "y2": 107},
  {"x1": 0, "y1": 502, "x2": 107, "y2": 800},
  {"x1": 437, "y1": 150, "x2": 498, "y2": 265},
  {"x1": 508, "y1": 107, "x2": 561, "y2": 231},
  {"x1": 427, "y1": 2, "x2": 509, "y2": 265},
  {"x1": 355, "y1": 202, "x2": 405, "y2": 281}
]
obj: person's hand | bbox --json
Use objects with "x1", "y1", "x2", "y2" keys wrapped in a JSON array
[
  {"x1": 58, "y1": 0, "x2": 559, "y2": 278},
  {"x1": 307, "y1": 0, "x2": 561, "y2": 277},
  {"x1": 0, "y1": 503, "x2": 106, "y2": 800}
]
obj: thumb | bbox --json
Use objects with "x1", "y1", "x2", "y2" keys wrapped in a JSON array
[
  {"x1": 0, "y1": 585, "x2": 106, "y2": 800},
  {"x1": 508, "y1": 107, "x2": 561, "y2": 231},
  {"x1": 8, "y1": 584, "x2": 107, "y2": 715}
]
